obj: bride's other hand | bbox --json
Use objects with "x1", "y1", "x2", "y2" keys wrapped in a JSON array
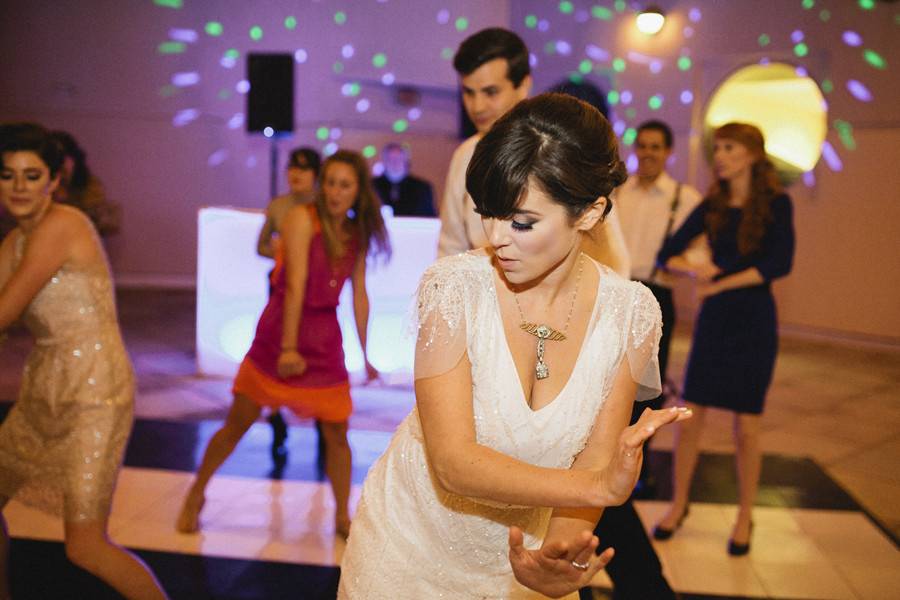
[{"x1": 508, "y1": 526, "x2": 613, "y2": 598}]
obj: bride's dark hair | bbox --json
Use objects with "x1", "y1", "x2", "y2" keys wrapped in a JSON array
[{"x1": 466, "y1": 92, "x2": 626, "y2": 223}]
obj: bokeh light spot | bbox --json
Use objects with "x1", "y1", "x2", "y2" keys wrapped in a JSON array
[
  {"x1": 559, "y1": 1, "x2": 574, "y2": 14},
  {"x1": 441, "y1": 47, "x2": 453, "y2": 60},
  {"x1": 834, "y1": 119, "x2": 857, "y2": 151},
  {"x1": 793, "y1": 43, "x2": 809, "y2": 57},
  {"x1": 436, "y1": 9, "x2": 450, "y2": 25},
  {"x1": 333, "y1": 61, "x2": 344, "y2": 74},
  {"x1": 381, "y1": 72, "x2": 395, "y2": 85},
  {"x1": 525, "y1": 14, "x2": 538, "y2": 28},
  {"x1": 154, "y1": 0, "x2": 182, "y2": 8},
  {"x1": 689, "y1": 8, "x2": 702, "y2": 22},
  {"x1": 680, "y1": 90, "x2": 694, "y2": 104},
  {"x1": 622, "y1": 128, "x2": 637, "y2": 145},
  {"x1": 791, "y1": 30, "x2": 804, "y2": 44},
  {"x1": 316, "y1": 127, "x2": 329, "y2": 141},
  {"x1": 607, "y1": 90, "x2": 620, "y2": 105},
  {"x1": 372, "y1": 53, "x2": 388, "y2": 68},
  {"x1": 455, "y1": 17, "x2": 469, "y2": 31},
  {"x1": 858, "y1": 0, "x2": 874, "y2": 9},
  {"x1": 294, "y1": 49, "x2": 308, "y2": 63},
  {"x1": 579, "y1": 59, "x2": 593, "y2": 74},
  {"x1": 363, "y1": 145, "x2": 377, "y2": 159},
  {"x1": 758, "y1": 34, "x2": 771, "y2": 47},
  {"x1": 205, "y1": 22, "x2": 223, "y2": 36},
  {"x1": 324, "y1": 142, "x2": 338, "y2": 156},
  {"x1": 227, "y1": 113, "x2": 244, "y2": 129},
  {"x1": 158, "y1": 42, "x2": 186, "y2": 54},
  {"x1": 678, "y1": 56, "x2": 692, "y2": 71},
  {"x1": 820, "y1": 79, "x2": 833, "y2": 93},
  {"x1": 620, "y1": 90, "x2": 633, "y2": 104},
  {"x1": 591, "y1": 6, "x2": 613, "y2": 20},
  {"x1": 249, "y1": 26, "x2": 263, "y2": 41},
  {"x1": 342, "y1": 44, "x2": 355, "y2": 59},
  {"x1": 217, "y1": 88, "x2": 230, "y2": 100},
  {"x1": 648, "y1": 95, "x2": 663, "y2": 110},
  {"x1": 393, "y1": 119, "x2": 409, "y2": 133},
  {"x1": 334, "y1": 11, "x2": 347, "y2": 25},
  {"x1": 356, "y1": 99, "x2": 371, "y2": 113},
  {"x1": 846, "y1": 79, "x2": 872, "y2": 102},
  {"x1": 863, "y1": 49, "x2": 886, "y2": 69},
  {"x1": 236, "y1": 80, "x2": 250, "y2": 94},
  {"x1": 842, "y1": 31, "x2": 863, "y2": 47},
  {"x1": 819, "y1": 9, "x2": 830, "y2": 21},
  {"x1": 615, "y1": 0, "x2": 626, "y2": 11},
  {"x1": 613, "y1": 58, "x2": 626, "y2": 72},
  {"x1": 802, "y1": 0, "x2": 814, "y2": 8},
  {"x1": 284, "y1": 16, "x2": 297, "y2": 30}
]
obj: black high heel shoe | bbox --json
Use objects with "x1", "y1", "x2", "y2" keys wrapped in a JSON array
[
  {"x1": 652, "y1": 506, "x2": 690, "y2": 541},
  {"x1": 268, "y1": 411, "x2": 289, "y2": 463},
  {"x1": 728, "y1": 521, "x2": 754, "y2": 556}
]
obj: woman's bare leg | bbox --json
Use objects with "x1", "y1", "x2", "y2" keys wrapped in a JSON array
[
  {"x1": 657, "y1": 401, "x2": 706, "y2": 529},
  {"x1": 319, "y1": 420, "x2": 352, "y2": 538},
  {"x1": 731, "y1": 412, "x2": 762, "y2": 544},
  {"x1": 64, "y1": 518, "x2": 168, "y2": 600},
  {"x1": 176, "y1": 393, "x2": 261, "y2": 532}
]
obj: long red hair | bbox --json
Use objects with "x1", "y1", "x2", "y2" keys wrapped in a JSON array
[{"x1": 705, "y1": 123, "x2": 782, "y2": 255}]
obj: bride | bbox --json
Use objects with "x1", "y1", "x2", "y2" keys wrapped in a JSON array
[{"x1": 339, "y1": 93, "x2": 691, "y2": 599}]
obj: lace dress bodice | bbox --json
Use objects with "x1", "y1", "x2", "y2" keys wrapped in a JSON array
[{"x1": 339, "y1": 253, "x2": 661, "y2": 599}]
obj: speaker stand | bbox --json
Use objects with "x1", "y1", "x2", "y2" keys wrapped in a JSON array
[{"x1": 269, "y1": 137, "x2": 279, "y2": 200}]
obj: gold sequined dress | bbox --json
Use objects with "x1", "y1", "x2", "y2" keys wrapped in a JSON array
[{"x1": 0, "y1": 233, "x2": 134, "y2": 521}]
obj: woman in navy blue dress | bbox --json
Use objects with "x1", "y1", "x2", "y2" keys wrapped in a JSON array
[{"x1": 651, "y1": 123, "x2": 794, "y2": 555}]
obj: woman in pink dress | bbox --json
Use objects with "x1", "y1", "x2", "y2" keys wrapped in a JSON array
[{"x1": 177, "y1": 150, "x2": 389, "y2": 539}]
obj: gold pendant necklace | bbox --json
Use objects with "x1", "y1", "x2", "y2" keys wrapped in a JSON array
[{"x1": 513, "y1": 255, "x2": 583, "y2": 380}]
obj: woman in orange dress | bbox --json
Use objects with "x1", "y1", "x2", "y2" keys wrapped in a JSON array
[{"x1": 176, "y1": 150, "x2": 389, "y2": 539}]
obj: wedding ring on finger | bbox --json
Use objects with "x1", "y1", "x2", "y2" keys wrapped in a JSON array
[{"x1": 570, "y1": 559, "x2": 590, "y2": 571}]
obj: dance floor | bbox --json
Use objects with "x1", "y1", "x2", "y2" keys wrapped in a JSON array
[{"x1": 1, "y1": 289, "x2": 898, "y2": 600}]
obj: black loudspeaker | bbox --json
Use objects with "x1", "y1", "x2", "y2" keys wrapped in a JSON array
[{"x1": 247, "y1": 53, "x2": 294, "y2": 133}]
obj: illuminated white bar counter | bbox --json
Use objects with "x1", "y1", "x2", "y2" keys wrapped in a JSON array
[{"x1": 196, "y1": 207, "x2": 440, "y2": 382}]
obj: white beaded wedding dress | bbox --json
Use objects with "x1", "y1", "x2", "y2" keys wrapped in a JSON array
[{"x1": 339, "y1": 252, "x2": 661, "y2": 599}]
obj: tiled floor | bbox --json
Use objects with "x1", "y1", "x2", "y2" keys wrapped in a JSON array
[{"x1": 2, "y1": 289, "x2": 899, "y2": 599}]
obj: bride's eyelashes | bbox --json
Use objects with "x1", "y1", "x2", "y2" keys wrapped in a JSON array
[{"x1": 511, "y1": 219, "x2": 535, "y2": 231}]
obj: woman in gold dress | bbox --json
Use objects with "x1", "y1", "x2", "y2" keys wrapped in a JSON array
[{"x1": 0, "y1": 123, "x2": 168, "y2": 599}]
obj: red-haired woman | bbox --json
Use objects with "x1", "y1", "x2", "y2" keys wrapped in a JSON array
[
  {"x1": 177, "y1": 150, "x2": 390, "y2": 540},
  {"x1": 652, "y1": 123, "x2": 795, "y2": 555}
]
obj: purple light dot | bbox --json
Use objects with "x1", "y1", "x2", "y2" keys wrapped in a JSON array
[
  {"x1": 683, "y1": 26, "x2": 694, "y2": 38},
  {"x1": 688, "y1": 8, "x2": 702, "y2": 22},
  {"x1": 802, "y1": 171, "x2": 815, "y2": 187},
  {"x1": 791, "y1": 30, "x2": 804, "y2": 44},
  {"x1": 821, "y1": 141, "x2": 842, "y2": 172},
  {"x1": 207, "y1": 149, "x2": 228, "y2": 167},
  {"x1": 324, "y1": 142, "x2": 338, "y2": 157},
  {"x1": 649, "y1": 60, "x2": 662, "y2": 74},
  {"x1": 172, "y1": 109, "x2": 198, "y2": 127},
  {"x1": 759, "y1": 57, "x2": 770, "y2": 65},
  {"x1": 821, "y1": 98, "x2": 828, "y2": 111},
  {"x1": 342, "y1": 44, "x2": 355, "y2": 59},
  {"x1": 356, "y1": 98, "x2": 370, "y2": 113},
  {"x1": 538, "y1": 19, "x2": 550, "y2": 32},
  {"x1": 330, "y1": 128, "x2": 342, "y2": 141},
  {"x1": 227, "y1": 113, "x2": 244, "y2": 129},
  {"x1": 846, "y1": 79, "x2": 873, "y2": 102},
  {"x1": 795, "y1": 66, "x2": 808, "y2": 77},
  {"x1": 172, "y1": 72, "x2": 200, "y2": 87},
  {"x1": 169, "y1": 28, "x2": 198, "y2": 43},
  {"x1": 613, "y1": 120, "x2": 627, "y2": 136},
  {"x1": 586, "y1": 44, "x2": 610, "y2": 61},
  {"x1": 372, "y1": 162, "x2": 385, "y2": 176},
  {"x1": 220, "y1": 56, "x2": 236, "y2": 69},
  {"x1": 236, "y1": 80, "x2": 250, "y2": 94},
  {"x1": 842, "y1": 31, "x2": 862, "y2": 47},
  {"x1": 620, "y1": 90, "x2": 633, "y2": 104},
  {"x1": 436, "y1": 9, "x2": 450, "y2": 24},
  {"x1": 555, "y1": 40, "x2": 572, "y2": 55},
  {"x1": 246, "y1": 156, "x2": 257, "y2": 168},
  {"x1": 294, "y1": 49, "x2": 308, "y2": 63},
  {"x1": 341, "y1": 83, "x2": 354, "y2": 96},
  {"x1": 408, "y1": 107, "x2": 422, "y2": 121},
  {"x1": 626, "y1": 153, "x2": 638, "y2": 172},
  {"x1": 680, "y1": 90, "x2": 693, "y2": 104},
  {"x1": 529, "y1": 53, "x2": 538, "y2": 68},
  {"x1": 381, "y1": 72, "x2": 395, "y2": 85}
]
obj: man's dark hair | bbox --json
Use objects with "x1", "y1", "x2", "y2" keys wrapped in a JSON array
[
  {"x1": 288, "y1": 147, "x2": 322, "y2": 176},
  {"x1": 453, "y1": 28, "x2": 530, "y2": 87},
  {"x1": 467, "y1": 93, "x2": 626, "y2": 222},
  {"x1": 637, "y1": 120, "x2": 674, "y2": 149}
]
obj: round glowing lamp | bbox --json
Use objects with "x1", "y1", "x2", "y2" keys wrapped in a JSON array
[{"x1": 636, "y1": 6, "x2": 666, "y2": 35}]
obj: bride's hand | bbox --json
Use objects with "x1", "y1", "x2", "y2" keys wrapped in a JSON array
[
  {"x1": 508, "y1": 526, "x2": 613, "y2": 598},
  {"x1": 603, "y1": 406, "x2": 692, "y2": 504}
]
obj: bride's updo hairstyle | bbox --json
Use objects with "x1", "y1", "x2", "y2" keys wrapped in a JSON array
[{"x1": 466, "y1": 92, "x2": 626, "y2": 223}]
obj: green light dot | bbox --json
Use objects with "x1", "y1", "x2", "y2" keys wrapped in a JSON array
[
  {"x1": 334, "y1": 11, "x2": 347, "y2": 25},
  {"x1": 316, "y1": 127, "x2": 329, "y2": 141},
  {"x1": 821, "y1": 79, "x2": 833, "y2": 93},
  {"x1": 225, "y1": 48, "x2": 240, "y2": 59},
  {"x1": 333, "y1": 61, "x2": 344, "y2": 74},
  {"x1": 834, "y1": 119, "x2": 857, "y2": 151},
  {"x1": 559, "y1": 1, "x2": 574, "y2": 14},
  {"x1": 362, "y1": 145, "x2": 377, "y2": 159},
  {"x1": 607, "y1": 90, "x2": 620, "y2": 105},
  {"x1": 819, "y1": 9, "x2": 831, "y2": 21},
  {"x1": 205, "y1": 22, "x2": 223, "y2": 36},
  {"x1": 648, "y1": 95, "x2": 663, "y2": 110},
  {"x1": 525, "y1": 15, "x2": 538, "y2": 28},
  {"x1": 441, "y1": 47, "x2": 453, "y2": 60},
  {"x1": 863, "y1": 49, "x2": 886, "y2": 69},
  {"x1": 568, "y1": 73, "x2": 584, "y2": 84},
  {"x1": 895, "y1": 13, "x2": 900, "y2": 25},
  {"x1": 758, "y1": 34, "x2": 771, "y2": 47},
  {"x1": 372, "y1": 53, "x2": 388, "y2": 68},
  {"x1": 612, "y1": 58, "x2": 626, "y2": 72},
  {"x1": 544, "y1": 41, "x2": 557, "y2": 55},
  {"x1": 285, "y1": 16, "x2": 297, "y2": 30},
  {"x1": 158, "y1": 85, "x2": 179, "y2": 97},
  {"x1": 793, "y1": 42, "x2": 809, "y2": 57},
  {"x1": 393, "y1": 119, "x2": 409, "y2": 133},
  {"x1": 455, "y1": 17, "x2": 469, "y2": 31},
  {"x1": 578, "y1": 59, "x2": 593, "y2": 74},
  {"x1": 802, "y1": 0, "x2": 814, "y2": 8},
  {"x1": 626, "y1": 108, "x2": 637, "y2": 119},
  {"x1": 218, "y1": 89, "x2": 230, "y2": 100},
  {"x1": 622, "y1": 128, "x2": 637, "y2": 145},
  {"x1": 615, "y1": 0, "x2": 626, "y2": 11},
  {"x1": 154, "y1": 0, "x2": 182, "y2": 8},
  {"x1": 157, "y1": 41, "x2": 186, "y2": 54},
  {"x1": 678, "y1": 56, "x2": 692, "y2": 71},
  {"x1": 348, "y1": 83, "x2": 361, "y2": 96},
  {"x1": 858, "y1": 0, "x2": 874, "y2": 9},
  {"x1": 249, "y1": 26, "x2": 263, "y2": 41},
  {"x1": 592, "y1": 6, "x2": 613, "y2": 20}
]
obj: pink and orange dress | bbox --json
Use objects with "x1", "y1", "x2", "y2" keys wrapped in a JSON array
[{"x1": 233, "y1": 206, "x2": 359, "y2": 422}]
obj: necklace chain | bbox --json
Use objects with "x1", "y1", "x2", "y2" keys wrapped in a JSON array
[{"x1": 513, "y1": 253, "x2": 583, "y2": 335}]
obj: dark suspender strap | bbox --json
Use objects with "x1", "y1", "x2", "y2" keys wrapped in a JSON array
[{"x1": 649, "y1": 183, "x2": 682, "y2": 281}]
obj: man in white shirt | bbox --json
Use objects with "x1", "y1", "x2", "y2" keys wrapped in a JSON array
[
  {"x1": 615, "y1": 120, "x2": 702, "y2": 432},
  {"x1": 438, "y1": 29, "x2": 630, "y2": 277}
]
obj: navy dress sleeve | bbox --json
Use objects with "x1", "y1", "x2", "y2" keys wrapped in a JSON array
[
  {"x1": 656, "y1": 201, "x2": 708, "y2": 267},
  {"x1": 753, "y1": 194, "x2": 795, "y2": 281}
]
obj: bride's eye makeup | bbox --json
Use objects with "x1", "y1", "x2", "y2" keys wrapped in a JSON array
[{"x1": 511, "y1": 220, "x2": 535, "y2": 231}]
